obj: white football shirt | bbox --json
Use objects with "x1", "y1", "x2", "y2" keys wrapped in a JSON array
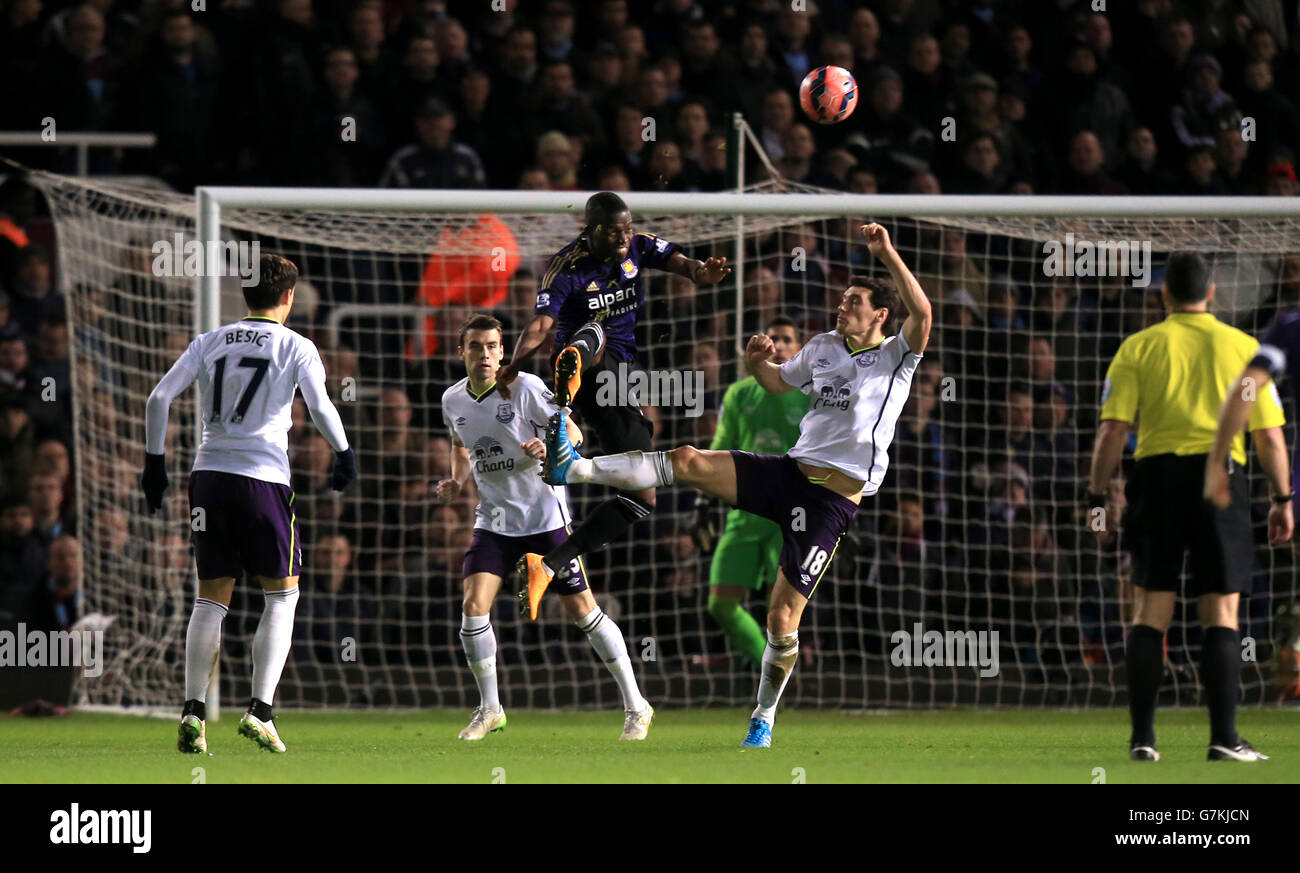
[
  {"x1": 441, "y1": 372, "x2": 572, "y2": 536},
  {"x1": 779, "y1": 330, "x2": 923, "y2": 495},
  {"x1": 145, "y1": 317, "x2": 350, "y2": 487}
]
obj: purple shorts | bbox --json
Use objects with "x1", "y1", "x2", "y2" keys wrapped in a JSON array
[
  {"x1": 461, "y1": 526, "x2": 590, "y2": 596},
  {"x1": 730, "y1": 451, "x2": 859, "y2": 599},
  {"x1": 188, "y1": 470, "x2": 302, "y2": 580}
]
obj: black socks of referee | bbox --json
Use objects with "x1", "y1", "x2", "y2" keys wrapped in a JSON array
[
  {"x1": 1201, "y1": 626, "x2": 1241, "y2": 748},
  {"x1": 1125, "y1": 624, "x2": 1164, "y2": 747},
  {"x1": 544, "y1": 494, "x2": 652, "y2": 577}
]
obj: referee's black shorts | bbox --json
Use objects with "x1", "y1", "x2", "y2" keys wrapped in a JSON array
[
  {"x1": 1123, "y1": 452, "x2": 1253, "y2": 595},
  {"x1": 550, "y1": 350, "x2": 655, "y2": 454}
]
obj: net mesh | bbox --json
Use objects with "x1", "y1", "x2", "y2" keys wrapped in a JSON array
[{"x1": 30, "y1": 168, "x2": 1300, "y2": 710}]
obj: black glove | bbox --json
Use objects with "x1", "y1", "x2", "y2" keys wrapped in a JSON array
[
  {"x1": 141, "y1": 452, "x2": 168, "y2": 513},
  {"x1": 691, "y1": 494, "x2": 723, "y2": 554},
  {"x1": 330, "y1": 447, "x2": 357, "y2": 492}
]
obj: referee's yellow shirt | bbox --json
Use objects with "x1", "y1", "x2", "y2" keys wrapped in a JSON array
[{"x1": 1100, "y1": 311, "x2": 1285, "y2": 466}]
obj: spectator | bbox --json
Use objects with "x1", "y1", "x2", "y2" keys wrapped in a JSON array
[
  {"x1": 1265, "y1": 160, "x2": 1299, "y2": 196},
  {"x1": 585, "y1": 42, "x2": 626, "y2": 119},
  {"x1": 306, "y1": 46, "x2": 388, "y2": 186},
  {"x1": 1059, "y1": 130, "x2": 1128, "y2": 194},
  {"x1": 1236, "y1": 60, "x2": 1300, "y2": 174},
  {"x1": 25, "y1": 533, "x2": 83, "y2": 632},
  {"x1": 378, "y1": 98, "x2": 485, "y2": 188},
  {"x1": 1215, "y1": 126, "x2": 1256, "y2": 194},
  {"x1": 902, "y1": 33, "x2": 952, "y2": 130},
  {"x1": 771, "y1": 2, "x2": 815, "y2": 91},
  {"x1": 35, "y1": 4, "x2": 122, "y2": 172},
  {"x1": 732, "y1": 21, "x2": 782, "y2": 123},
  {"x1": 602, "y1": 103, "x2": 651, "y2": 182},
  {"x1": 949, "y1": 132, "x2": 1008, "y2": 194},
  {"x1": 0, "y1": 497, "x2": 44, "y2": 617},
  {"x1": 525, "y1": 60, "x2": 604, "y2": 151},
  {"x1": 1171, "y1": 54, "x2": 1240, "y2": 152},
  {"x1": 694, "y1": 129, "x2": 728, "y2": 191},
  {"x1": 28, "y1": 470, "x2": 70, "y2": 543},
  {"x1": 645, "y1": 141, "x2": 694, "y2": 191},
  {"x1": 535, "y1": 131, "x2": 580, "y2": 190},
  {"x1": 118, "y1": 10, "x2": 220, "y2": 189},
  {"x1": 842, "y1": 67, "x2": 933, "y2": 191},
  {"x1": 1052, "y1": 42, "x2": 1133, "y2": 167},
  {"x1": 846, "y1": 7, "x2": 884, "y2": 78},
  {"x1": 346, "y1": 1, "x2": 388, "y2": 93},
  {"x1": 1116, "y1": 127, "x2": 1177, "y2": 194},
  {"x1": 6, "y1": 245, "x2": 61, "y2": 338},
  {"x1": 1181, "y1": 144, "x2": 1230, "y2": 195},
  {"x1": 674, "y1": 99, "x2": 711, "y2": 165},
  {"x1": 775, "y1": 123, "x2": 816, "y2": 184}
]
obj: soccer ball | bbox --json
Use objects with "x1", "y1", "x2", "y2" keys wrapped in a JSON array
[{"x1": 799, "y1": 66, "x2": 858, "y2": 124}]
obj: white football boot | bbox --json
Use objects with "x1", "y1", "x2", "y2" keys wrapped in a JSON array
[
  {"x1": 619, "y1": 705, "x2": 654, "y2": 741},
  {"x1": 177, "y1": 714, "x2": 206, "y2": 754},
  {"x1": 459, "y1": 706, "x2": 507, "y2": 741},
  {"x1": 238, "y1": 712, "x2": 287, "y2": 752}
]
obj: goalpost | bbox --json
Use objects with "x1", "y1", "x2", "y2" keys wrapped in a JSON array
[{"x1": 31, "y1": 166, "x2": 1300, "y2": 713}]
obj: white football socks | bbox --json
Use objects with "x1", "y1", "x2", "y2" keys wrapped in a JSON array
[
  {"x1": 251, "y1": 586, "x2": 299, "y2": 706},
  {"x1": 753, "y1": 630, "x2": 799, "y2": 725},
  {"x1": 460, "y1": 613, "x2": 500, "y2": 711},
  {"x1": 565, "y1": 451, "x2": 674, "y2": 490},
  {"x1": 185, "y1": 597, "x2": 227, "y2": 703},
  {"x1": 577, "y1": 606, "x2": 647, "y2": 713}
]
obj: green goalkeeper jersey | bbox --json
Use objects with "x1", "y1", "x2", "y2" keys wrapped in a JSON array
[{"x1": 709, "y1": 376, "x2": 809, "y2": 535}]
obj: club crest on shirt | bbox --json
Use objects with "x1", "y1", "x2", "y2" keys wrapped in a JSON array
[
  {"x1": 496, "y1": 402, "x2": 514, "y2": 423},
  {"x1": 621, "y1": 259, "x2": 638, "y2": 278},
  {"x1": 857, "y1": 350, "x2": 879, "y2": 368}
]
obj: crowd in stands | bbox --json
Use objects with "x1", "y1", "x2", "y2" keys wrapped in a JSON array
[
  {"x1": 3, "y1": 0, "x2": 1300, "y2": 696},
  {"x1": 2, "y1": 0, "x2": 1299, "y2": 196}
]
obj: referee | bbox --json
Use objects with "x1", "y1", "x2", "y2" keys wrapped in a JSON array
[{"x1": 1087, "y1": 251, "x2": 1289, "y2": 763}]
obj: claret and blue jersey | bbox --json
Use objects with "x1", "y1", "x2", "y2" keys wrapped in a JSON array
[{"x1": 534, "y1": 230, "x2": 682, "y2": 364}]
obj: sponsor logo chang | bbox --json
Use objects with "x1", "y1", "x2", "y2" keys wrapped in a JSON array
[
  {"x1": 813, "y1": 376, "x2": 853, "y2": 411},
  {"x1": 472, "y1": 436, "x2": 514, "y2": 473}
]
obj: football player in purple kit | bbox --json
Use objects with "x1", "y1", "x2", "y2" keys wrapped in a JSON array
[
  {"x1": 540, "y1": 224, "x2": 932, "y2": 747},
  {"x1": 495, "y1": 191, "x2": 731, "y2": 612}
]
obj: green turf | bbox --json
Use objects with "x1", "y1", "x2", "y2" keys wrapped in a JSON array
[{"x1": 2, "y1": 708, "x2": 1297, "y2": 783}]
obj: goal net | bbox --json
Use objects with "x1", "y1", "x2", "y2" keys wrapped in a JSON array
[{"x1": 31, "y1": 168, "x2": 1300, "y2": 711}]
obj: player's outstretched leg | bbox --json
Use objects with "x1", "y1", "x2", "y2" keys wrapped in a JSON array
[
  {"x1": 543, "y1": 414, "x2": 738, "y2": 503},
  {"x1": 240, "y1": 579, "x2": 299, "y2": 753},
  {"x1": 743, "y1": 574, "x2": 808, "y2": 748},
  {"x1": 563, "y1": 590, "x2": 652, "y2": 740},
  {"x1": 458, "y1": 572, "x2": 508, "y2": 739},
  {"x1": 178, "y1": 582, "x2": 231, "y2": 753}
]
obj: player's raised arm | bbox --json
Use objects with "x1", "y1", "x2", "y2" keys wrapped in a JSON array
[
  {"x1": 665, "y1": 250, "x2": 732, "y2": 285},
  {"x1": 862, "y1": 223, "x2": 932, "y2": 354},
  {"x1": 297, "y1": 345, "x2": 357, "y2": 492},
  {"x1": 141, "y1": 340, "x2": 202, "y2": 512}
]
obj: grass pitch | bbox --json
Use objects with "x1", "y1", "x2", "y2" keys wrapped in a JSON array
[{"x1": 2, "y1": 708, "x2": 1298, "y2": 783}]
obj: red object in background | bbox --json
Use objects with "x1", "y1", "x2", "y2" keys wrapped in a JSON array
[{"x1": 407, "y1": 214, "x2": 520, "y2": 359}]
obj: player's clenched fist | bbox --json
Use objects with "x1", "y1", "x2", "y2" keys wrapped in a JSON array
[
  {"x1": 860, "y1": 222, "x2": 893, "y2": 256},
  {"x1": 435, "y1": 478, "x2": 462, "y2": 504},
  {"x1": 745, "y1": 333, "x2": 776, "y2": 371},
  {"x1": 521, "y1": 438, "x2": 546, "y2": 460}
]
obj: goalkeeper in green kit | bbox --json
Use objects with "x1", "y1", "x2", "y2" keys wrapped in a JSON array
[{"x1": 693, "y1": 316, "x2": 808, "y2": 666}]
